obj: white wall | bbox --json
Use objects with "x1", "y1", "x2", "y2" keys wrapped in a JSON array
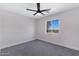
[
  {"x1": 0, "y1": 9, "x2": 35, "y2": 49},
  {"x1": 36, "y1": 7, "x2": 79, "y2": 51}
]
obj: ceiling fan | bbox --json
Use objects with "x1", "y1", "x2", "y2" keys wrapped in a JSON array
[{"x1": 26, "y1": 3, "x2": 51, "y2": 15}]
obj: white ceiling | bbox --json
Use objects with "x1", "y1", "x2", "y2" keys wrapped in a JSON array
[{"x1": 0, "y1": 3, "x2": 79, "y2": 19}]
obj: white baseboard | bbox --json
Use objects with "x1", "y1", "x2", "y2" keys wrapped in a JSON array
[
  {"x1": 38, "y1": 39, "x2": 79, "y2": 51},
  {"x1": 0, "y1": 39, "x2": 35, "y2": 49},
  {"x1": 1, "y1": 38, "x2": 79, "y2": 51}
]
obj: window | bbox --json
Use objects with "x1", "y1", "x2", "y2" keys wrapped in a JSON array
[{"x1": 47, "y1": 19, "x2": 60, "y2": 33}]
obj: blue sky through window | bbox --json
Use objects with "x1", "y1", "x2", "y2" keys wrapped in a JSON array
[{"x1": 50, "y1": 19, "x2": 60, "y2": 29}]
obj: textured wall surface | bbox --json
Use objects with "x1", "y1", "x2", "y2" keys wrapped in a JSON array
[
  {"x1": 0, "y1": 9, "x2": 35, "y2": 49},
  {"x1": 35, "y1": 7, "x2": 79, "y2": 51}
]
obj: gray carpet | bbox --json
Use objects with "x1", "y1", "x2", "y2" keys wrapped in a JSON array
[{"x1": 0, "y1": 39, "x2": 79, "y2": 56}]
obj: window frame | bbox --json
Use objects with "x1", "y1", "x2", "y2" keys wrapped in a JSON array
[{"x1": 45, "y1": 19, "x2": 60, "y2": 34}]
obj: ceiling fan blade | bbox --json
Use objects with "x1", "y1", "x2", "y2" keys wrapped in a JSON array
[
  {"x1": 41, "y1": 9, "x2": 51, "y2": 12},
  {"x1": 33, "y1": 13, "x2": 37, "y2": 15},
  {"x1": 40, "y1": 12, "x2": 45, "y2": 15},
  {"x1": 37, "y1": 3, "x2": 40, "y2": 10},
  {"x1": 26, "y1": 9, "x2": 36, "y2": 12}
]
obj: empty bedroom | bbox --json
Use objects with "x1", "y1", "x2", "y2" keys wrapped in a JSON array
[{"x1": 0, "y1": 3, "x2": 79, "y2": 56}]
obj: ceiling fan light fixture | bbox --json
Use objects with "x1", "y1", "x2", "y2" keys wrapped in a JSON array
[
  {"x1": 36, "y1": 13, "x2": 41, "y2": 16},
  {"x1": 42, "y1": 12, "x2": 47, "y2": 14}
]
